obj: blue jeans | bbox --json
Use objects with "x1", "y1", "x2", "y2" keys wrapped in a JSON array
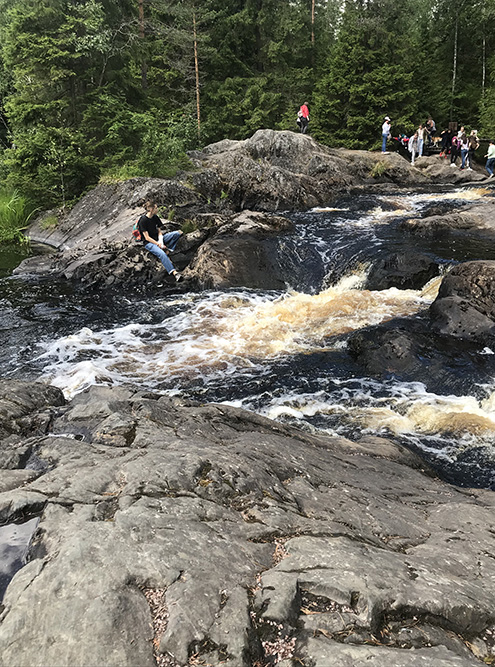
[
  {"x1": 461, "y1": 149, "x2": 469, "y2": 169},
  {"x1": 144, "y1": 231, "x2": 182, "y2": 274},
  {"x1": 382, "y1": 134, "x2": 388, "y2": 152},
  {"x1": 486, "y1": 158, "x2": 495, "y2": 176}
]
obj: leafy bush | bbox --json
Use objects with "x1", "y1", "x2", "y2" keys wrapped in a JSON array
[
  {"x1": 99, "y1": 111, "x2": 197, "y2": 182},
  {"x1": 0, "y1": 188, "x2": 37, "y2": 245},
  {"x1": 369, "y1": 161, "x2": 388, "y2": 178}
]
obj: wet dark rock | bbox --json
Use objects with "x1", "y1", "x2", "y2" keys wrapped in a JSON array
[
  {"x1": 0, "y1": 381, "x2": 494, "y2": 665},
  {"x1": 347, "y1": 317, "x2": 495, "y2": 396},
  {"x1": 366, "y1": 252, "x2": 439, "y2": 290},
  {"x1": 186, "y1": 211, "x2": 294, "y2": 289},
  {"x1": 401, "y1": 199, "x2": 495, "y2": 237},
  {"x1": 0, "y1": 379, "x2": 65, "y2": 441},
  {"x1": 430, "y1": 260, "x2": 495, "y2": 342}
]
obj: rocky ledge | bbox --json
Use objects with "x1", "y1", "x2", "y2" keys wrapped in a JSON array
[
  {"x1": 0, "y1": 380, "x2": 495, "y2": 666},
  {"x1": 15, "y1": 129, "x2": 491, "y2": 290}
]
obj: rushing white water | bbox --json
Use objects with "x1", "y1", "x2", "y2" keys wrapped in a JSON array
[
  {"x1": 38, "y1": 271, "x2": 438, "y2": 394},
  {"x1": 7, "y1": 184, "x2": 495, "y2": 482}
]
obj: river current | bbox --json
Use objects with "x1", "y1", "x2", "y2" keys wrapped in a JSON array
[{"x1": 2, "y1": 185, "x2": 495, "y2": 488}]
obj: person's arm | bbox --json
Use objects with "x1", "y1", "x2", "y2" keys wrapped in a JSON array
[{"x1": 142, "y1": 229, "x2": 165, "y2": 248}]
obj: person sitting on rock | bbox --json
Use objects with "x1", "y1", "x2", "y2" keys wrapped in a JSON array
[{"x1": 138, "y1": 200, "x2": 183, "y2": 282}]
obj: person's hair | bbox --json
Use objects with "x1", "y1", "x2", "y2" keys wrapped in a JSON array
[
  {"x1": 461, "y1": 134, "x2": 467, "y2": 141},
  {"x1": 145, "y1": 200, "x2": 157, "y2": 211}
]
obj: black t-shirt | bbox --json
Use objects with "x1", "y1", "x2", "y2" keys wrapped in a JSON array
[{"x1": 138, "y1": 213, "x2": 163, "y2": 244}]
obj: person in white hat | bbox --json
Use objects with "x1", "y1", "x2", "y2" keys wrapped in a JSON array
[{"x1": 382, "y1": 116, "x2": 391, "y2": 153}]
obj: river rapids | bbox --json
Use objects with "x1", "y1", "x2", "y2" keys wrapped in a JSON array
[{"x1": 2, "y1": 185, "x2": 495, "y2": 488}]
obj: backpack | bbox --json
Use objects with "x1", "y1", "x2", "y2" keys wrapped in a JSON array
[{"x1": 132, "y1": 218, "x2": 142, "y2": 242}]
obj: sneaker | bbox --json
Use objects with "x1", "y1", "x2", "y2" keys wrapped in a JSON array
[
  {"x1": 174, "y1": 272, "x2": 183, "y2": 282},
  {"x1": 450, "y1": 163, "x2": 457, "y2": 167},
  {"x1": 466, "y1": 167, "x2": 473, "y2": 171},
  {"x1": 489, "y1": 174, "x2": 494, "y2": 179}
]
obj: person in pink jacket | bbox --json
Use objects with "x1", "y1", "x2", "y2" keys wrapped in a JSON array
[{"x1": 297, "y1": 103, "x2": 310, "y2": 134}]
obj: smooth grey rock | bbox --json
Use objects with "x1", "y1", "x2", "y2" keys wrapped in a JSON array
[{"x1": 0, "y1": 383, "x2": 494, "y2": 666}]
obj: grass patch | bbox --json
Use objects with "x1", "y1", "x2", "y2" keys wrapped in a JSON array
[
  {"x1": 99, "y1": 155, "x2": 194, "y2": 184},
  {"x1": 369, "y1": 161, "x2": 388, "y2": 178},
  {"x1": 40, "y1": 214, "x2": 59, "y2": 230},
  {"x1": 0, "y1": 189, "x2": 37, "y2": 246}
]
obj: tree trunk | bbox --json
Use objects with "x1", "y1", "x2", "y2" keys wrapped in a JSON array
[
  {"x1": 193, "y1": 11, "x2": 201, "y2": 139},
  {"x1": 138, "y1": 0, "x2": 147, "y2": 89},
  {"x1": 481, "y1": 12, "x2": 486, "y2": 98},
  {"x1": 311, "y1": 0, "x2": 315, "y2": 43},
  {"x1": 449, "y1": 14, "x2": 459, "y2": 120}
]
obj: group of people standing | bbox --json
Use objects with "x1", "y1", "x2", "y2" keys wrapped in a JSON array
[
  {"x1": 382, "y1": 115, "x2": 495, "y2": 177},
  {"x1": 383, "y1": 116, "x2": 437, "y2": 163}
]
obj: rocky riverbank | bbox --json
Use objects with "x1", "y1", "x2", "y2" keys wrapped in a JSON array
[
  {"x1": 3, "y1": 131, "x2": 495, "y2": 666},
  {"x1": 15, "y1": 129, "x2": 491, "y2": 291},
  {"x1": 1, "y1": 379, "x2": 495, "y2": 666}
]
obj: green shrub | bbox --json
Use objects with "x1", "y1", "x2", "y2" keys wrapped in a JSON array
[
  {"x1": 369, "y1": 161, "x2": 388, "y2": 178},
  {"x1": 0, "y1": 189, "x2": 37, "y2": 245}
]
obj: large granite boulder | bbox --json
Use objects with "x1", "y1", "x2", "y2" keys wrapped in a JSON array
[
  {"x1": 185, "y1": 211, "x2": 295, "y2": 289},
  {"x1": 0, "y1": 382, "x2": 495, "y2": 665},
  {"x1": 430, "y1": 260, "x2": 495, "y2": 342},
  {"x1": 190, "y1": 130, "x2": 428, "y2": 211}
]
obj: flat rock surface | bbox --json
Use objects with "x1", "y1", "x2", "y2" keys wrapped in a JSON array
[{"x1": 0, "y1": 382, "x2": 494, "y2": 666}]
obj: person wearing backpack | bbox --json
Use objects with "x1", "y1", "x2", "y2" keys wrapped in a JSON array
[{"x1": 138, "y1": 200, "x2": 183, "y2": 282}]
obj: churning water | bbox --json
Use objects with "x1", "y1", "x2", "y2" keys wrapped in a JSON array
[{"x1": 2, "y1": 185, "x2": 495, "y2": 487}]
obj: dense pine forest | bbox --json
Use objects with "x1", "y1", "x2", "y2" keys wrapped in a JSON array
[{"x1": 0, "y1": 0, "x2": 494, "y2": 209}]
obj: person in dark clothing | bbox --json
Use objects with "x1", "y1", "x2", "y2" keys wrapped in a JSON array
[
  {"x1": 450, "y1": 134, "x2": 460, "y2": 167},
  {"x1": 440, "y1": 128, "x2": 452, "y2": 156},
  {"x1": 138, "y1": 201, "x2": 183, "y2": 281},
  {"x1": 467, "y1": 130, "x2": 479, "y2": 171}
]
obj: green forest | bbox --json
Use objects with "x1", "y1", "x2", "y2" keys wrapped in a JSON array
[{"x1": 0, "y1": 0, "x2": 494, "y2": 210}]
